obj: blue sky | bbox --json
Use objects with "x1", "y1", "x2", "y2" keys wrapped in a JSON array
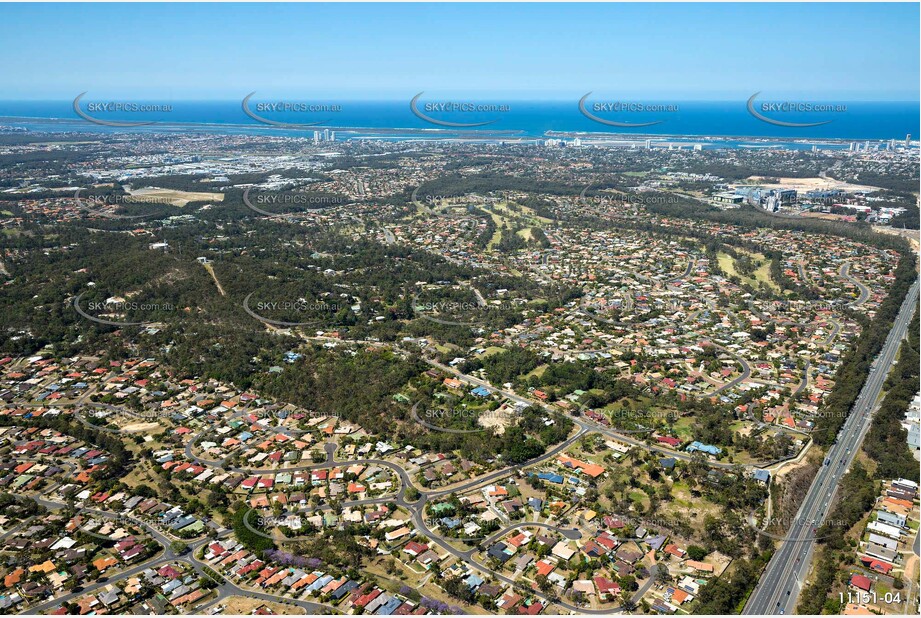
[{"x1": 1, "y1": 2, "x2": 918, "y2": 100}]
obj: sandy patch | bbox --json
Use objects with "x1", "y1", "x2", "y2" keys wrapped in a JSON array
[
  {"x1": 478, "y1": 409, "x2": 513, "y2": 435},
  {"x1": 800, "y1": 212, "x2": 858, "y2": 222},
  {"x1": 735, "y1": 425, "x2": 754, "y2": 438},
  {"x1": 772, "y1": 447, "x2": 817, "y2": 481},
  {"x1": 873, "y1": 226, "x2": 920, "y2": 253},
  {"x1": 744, "y1": 176, "x2": 882, "y2": 193},
  {"x1": 220, "y1": 596, "x2": 306, "y2": 615},
  {"x1": 127, "y1": 187, "x2": 225, "y2": 207},
  {"x1": 120, "y1": 422, "x2": 162, "y2": 433},
  {"x1": 904, "y1": 554, "x2": 918, "y2": 589}
]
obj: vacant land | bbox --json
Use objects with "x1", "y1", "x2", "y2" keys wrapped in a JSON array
[
  {"x1": 718, "y1": 249, "x2": 779, "y2": 292},
  {"x1": 221, "y1": 596, "x2": 306, "y2": 615},
  {"x1": 127, "y1": 186, "x2": 224, "y2": 207},
  {"x1": 743, "y1": 175, "x2": 880, "y2": 193}
]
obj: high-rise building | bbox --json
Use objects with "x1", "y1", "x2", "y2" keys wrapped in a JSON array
[{"x1": 907, "y1": 134, "x2": 912, "y2": 148}]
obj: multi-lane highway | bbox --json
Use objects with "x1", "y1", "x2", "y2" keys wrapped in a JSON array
[
  {"x1": 745, "y1": 277, "x2": 919, "y2": 616},
  {"x1": 26, "y1": 274, "x2": 913, "y2": 616}
]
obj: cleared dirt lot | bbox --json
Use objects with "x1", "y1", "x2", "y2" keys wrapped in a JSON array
[
  {"x1": 126, "y1": 187, "x2": 224, "y2": 207},
  {"x1": 744, "y1": 175, "x2": 882, "y2": 193},
  {"x1": 220, "y1": 596, "x2": 307, "y2": 614}
]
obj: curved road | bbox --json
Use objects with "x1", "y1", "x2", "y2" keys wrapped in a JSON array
[
  {"x1": 21, "y1": 495, "x2": 337, "y2": 615},
  {"x1": 839, "y1": 262, "x2": 871, "y2": 306},
  {"x1": 20, "y1": 322, "x2": 787, "y2": 615}
]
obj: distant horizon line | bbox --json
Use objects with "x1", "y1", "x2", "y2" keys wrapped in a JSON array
[{"x1": 1, "y1": 98, "x2": 919, "y2": 104}]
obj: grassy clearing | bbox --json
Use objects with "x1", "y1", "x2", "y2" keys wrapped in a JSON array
[
  {"x1": 718, "y1": 250, "x2": 779, "y2": 292},
  {"x1": 524, "y1": 364, "x2": 548, "y2": 379},
  {"x1": 516, "y1": 227, "x2": 534, "y2": 241},
  {"x1": 717, "y1": 252, "x2": 738, "y2": 278},
  {"x1": 493, "y1": 200, "x2": 552, "y2": 226},
  {"x1": 487, "y1": 211, "x2": 504, "y2": 249},
  {"x1": 752, "y1": 260, "x2": 779, "y2": 291},
  {"x1": 477, "y1": 346, "x2": 507, "y2": 358}
]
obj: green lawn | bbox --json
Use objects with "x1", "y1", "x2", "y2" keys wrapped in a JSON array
[
  {"x1": 478, "y1": 346, "x2": 507, "y2": 358},
  {"x1": 718, "y1": 250, "x2": 780, "y2": 292},
  {"x1": 524, "y1": 364, "x2": 548, "y2": 379}
]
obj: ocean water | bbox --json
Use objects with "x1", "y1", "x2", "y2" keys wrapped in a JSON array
[{"x1": 0, "y1": 99, "x2": 917, "y2": 143}]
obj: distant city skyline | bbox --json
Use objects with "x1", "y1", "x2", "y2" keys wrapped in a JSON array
[{"x1": 0, "y1": 2, "x2": 918, "y2": 101}]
